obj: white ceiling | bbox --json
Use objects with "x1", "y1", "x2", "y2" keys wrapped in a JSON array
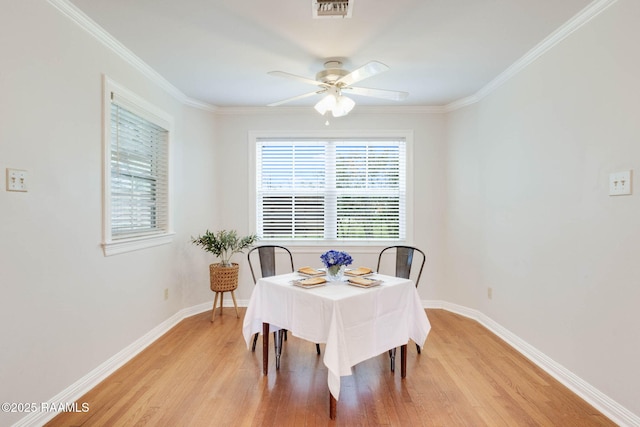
[{"x1": 68, "y1": 0, "x2": 593, "y2": 108}]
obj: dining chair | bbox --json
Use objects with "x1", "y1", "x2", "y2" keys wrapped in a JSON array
[
  {"x1": 376, "y1": 245, "x2": 426, "y2": 371},
  {"x1": 247, "y1": 245, "x2": 321, "y2": 358}
]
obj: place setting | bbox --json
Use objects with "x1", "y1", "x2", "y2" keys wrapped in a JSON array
[{"x1": 345, "y1": 275, "x2": 383, "y2": 288}]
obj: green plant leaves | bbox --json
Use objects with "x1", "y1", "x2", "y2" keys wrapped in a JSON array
[{"x1": 192, "y1": 229, "x2": 258, "y2": 265}]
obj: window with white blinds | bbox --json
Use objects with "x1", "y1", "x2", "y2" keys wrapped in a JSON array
[
  {"x1": 256, "y1": 138, "x2": 406, "y2": 241},
  {"x1": 102, "y1": 77, "x2": 173, "y2": 255}
]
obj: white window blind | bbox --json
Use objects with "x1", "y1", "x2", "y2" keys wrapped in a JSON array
[
  {"x1": 102, "y1": 78, "x2": 174, "y2": 256},
  {"x1": 256, "y1": 138, "x2": 406, "y2": 241},
  {"x1": 110, "y1": 101, "x2": 169, "y2": 239}
]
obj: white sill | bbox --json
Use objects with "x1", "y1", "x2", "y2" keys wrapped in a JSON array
[{"x1": 102, "y1": 232, "x2": 175, "y2": 256}]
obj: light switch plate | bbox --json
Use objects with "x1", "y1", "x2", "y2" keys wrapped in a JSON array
[
  {"x1": 609, "y1": 170, "x2": 632, "y2": 196},
  {"x1": 6, "y1": 168, "x2": 28, "y2": 192}
]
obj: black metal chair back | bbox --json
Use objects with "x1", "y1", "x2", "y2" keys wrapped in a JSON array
[
  {"x1": 376, "y1": 245, "x2": 426, "y2": 288},
  {"x1": 247, "y1": 245, "x2": 294, "y2": 283}
]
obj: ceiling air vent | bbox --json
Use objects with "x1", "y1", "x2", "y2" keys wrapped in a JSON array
[{"x1": 313, "y1": 0, "x2": 353, "y2": 19}]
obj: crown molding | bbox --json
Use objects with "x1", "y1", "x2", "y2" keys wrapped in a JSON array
[
  {"x1": 215, "y1": 105, "x2": 446, "y2": 115},
  {"x1": 49, "y1": 0, "x2": 618, "y2": 116},
  {"x1": 183, "y1": 98, "x2": 220, "y2": 113},
  {"x1": 43, "y1": 0, "x2": 444, "y2": 116},
  {"x1": 444, "y1": 94, "x2": 481, "y2": 112},
  {"x1": 47, "y1": 0, "x2": 218, "y2": 112},
  {"x1": 47, "y1": 0, "x2": 183, "y2": 101},
  {"x1": 351, "y1": 105, "x2": 447, "y2": 114},
  {"x1": 444, "y1": 0, "x2": 619, "y2": 112}
]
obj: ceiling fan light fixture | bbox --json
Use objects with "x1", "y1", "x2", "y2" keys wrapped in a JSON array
[
  {"x1": 314, "y1": 94, "x2": 337, "y2": 115},
  {"x1": 269, "y1": 59, "x2": 404, "y2": 114},
  {"x1": 331, "y1": 95, "x2": 355, "y2": 117}
]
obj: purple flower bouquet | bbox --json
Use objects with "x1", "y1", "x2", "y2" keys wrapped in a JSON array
[{"x1": 320, "y1": 250, "x2": 353, "y2": 280}]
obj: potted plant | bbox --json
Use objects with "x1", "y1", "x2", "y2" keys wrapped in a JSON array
[{"x1": 192, "y1": 229, "x2": 258, "y2": 321}]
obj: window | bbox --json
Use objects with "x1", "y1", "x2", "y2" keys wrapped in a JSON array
[
  {"x1": 255, "y1": 137, "x2": 407, "y2": 242},
  {"x1": 102, "y1": 77, "x2": 174, "y2": 255}
]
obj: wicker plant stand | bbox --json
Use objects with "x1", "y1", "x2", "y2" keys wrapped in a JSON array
[{"x1": 209, "y1": 263, "x2": 240, "y2": 322}]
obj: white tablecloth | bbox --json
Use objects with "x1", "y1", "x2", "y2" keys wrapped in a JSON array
[{"x1": 242, "y1": 272, "x2": 431, "y2": 400}]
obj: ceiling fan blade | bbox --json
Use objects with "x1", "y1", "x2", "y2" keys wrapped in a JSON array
[
  {"x1": 268, "y1": 71, "x2": 325, "y2": 87},
  {"x1": 336, "y1": 61, "x2": 389, "y2": 87},
  {"x1": 267, "y1": 89, "x2": 326, "y2": 107},
  {"x1": 342, "y1": 86, "x2": 408, "y2": 101}
]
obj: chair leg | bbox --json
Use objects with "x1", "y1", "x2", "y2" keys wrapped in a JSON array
[
  {"x1": 316, "y1": 343, "x2": 321, "y2": 355},
  {"x1": 211, "y1": 292, "x2": 220, "y2": 322},
  {"x1": 274, "y1": 330, "x2": 283, "y2": 370},
  {"x1": 230, "y1": 291, "x2": 239, "y2": 318},
  {"x1": 252, "y1": 333, "x2": 259, "y2": 352},
  {"x1": 401, "y1": 345, "x2": 407, "y2": 378},
  {"x1": 389, "y1": 347, "x2": 396, "y2": 372}
]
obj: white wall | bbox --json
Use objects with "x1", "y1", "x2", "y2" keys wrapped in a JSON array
[
  {"x1": 445, "y1": 0, "x2": 640, "y2": 416},
  {"x1": 214, "y1": 109, "x2": 447, "y2": 302},
  {"x1": 0, "y1": 2, "x2": 218, "y2": 425}
]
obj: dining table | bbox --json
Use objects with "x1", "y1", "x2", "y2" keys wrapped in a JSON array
[{"x1": 242, "y1": 270, "x2": 431, "y2": 419}]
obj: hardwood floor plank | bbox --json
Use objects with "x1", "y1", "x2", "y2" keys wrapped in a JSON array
[{"x1": 46, "y1": 309, "x2": 615, "y2": 426}]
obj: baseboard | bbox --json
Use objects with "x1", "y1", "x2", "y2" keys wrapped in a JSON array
[
  {"x1": 13, "y1": 303, "x2": 211, "y2": 427},
  {"x1": 426, "y1": 300, "x2": 640, "y2": 427},
  {"x1": 16, "y1": 299, "x2": 638, "y2": 427}
]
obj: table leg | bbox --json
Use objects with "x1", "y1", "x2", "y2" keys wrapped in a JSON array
[
  {"x1": 262, "y1": 322, "x2": 269, "y2": 375},
  {"x1": 401, "y1": 344, "x2": 407, "y2": 378},
  {"x1": 330, "y1": 393, "x2": 337, "y2": 420}
]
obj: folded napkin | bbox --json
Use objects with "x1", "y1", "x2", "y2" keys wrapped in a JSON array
[
  {"x1": 347, "y1": 276, "x2": 379, "y2": 287},
  {"x1": 345, "y1": 267, "x2": 373, "y2": 276},
  {"x1": 298, "y1": 277, "x2": 327, "y2": 286},
  {"x1": 298, "y1": 266, "x2": 325, "y2": 276}
]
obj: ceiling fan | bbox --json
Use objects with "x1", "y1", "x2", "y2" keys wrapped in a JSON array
[{"x1": 267, "y1": 60, "x2": 408, "y2": 117}]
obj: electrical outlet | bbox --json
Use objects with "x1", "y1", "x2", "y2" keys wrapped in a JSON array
[
  {"x1": 6, "y1": 168, "x2": 28, "y2": 192},
  {"x1": 609, "y1": 170, "x2": 632, "y2": 196},
  {"x1": 487, "y1": 287, "x2": 493, "y2": 299},
  {"x1": 164, "y1": 288, "x2": 169, "y2": 300}
]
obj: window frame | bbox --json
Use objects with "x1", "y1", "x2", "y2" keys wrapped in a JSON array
[
  {"x1": 249, "y1": 130, "x2": 414, "y2": 246},
  {"x1": 102, "y1": 76, "x2": 175, "y2": 256}
]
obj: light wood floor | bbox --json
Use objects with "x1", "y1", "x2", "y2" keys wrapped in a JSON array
[{"x1": 47, "y1": 308, "x2": 614, "y2": 426}]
